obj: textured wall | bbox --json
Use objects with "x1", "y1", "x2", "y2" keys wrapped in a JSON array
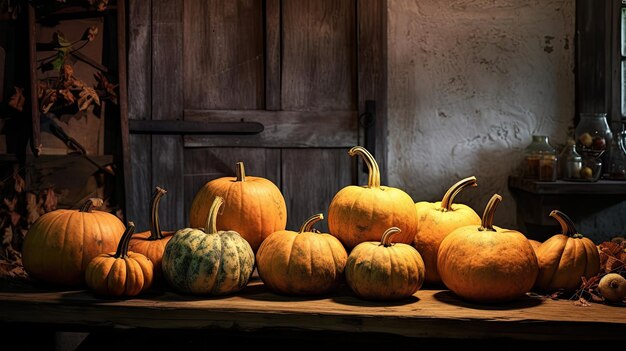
[{"x1": 387, "y1": 0, "x2": 575, "y2": 229}]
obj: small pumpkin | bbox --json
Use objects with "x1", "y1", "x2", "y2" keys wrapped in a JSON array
[
  {"x1": 128, "y1": 187, "x2": 174, "y2": 282},
  {"x1": 85, "y1": 222, "x2": 154, "y2": 296},
  {"x1": 256, "y1": 213, "x2": 348, "y2": 295},
  {"x1": 414, "y1": 176, "x2": 481, "y2": 284},
  {"x1": 534, "y1": 210, "x2": 600, "y2": 293},
  {"x1": 189, "y1": 162, "x2": 287, "y2": 252},
  {"x1": 328, "y1": 146, "x2": 417, "y2": 250},
  {"x1": 162, "y1": 196, "x2": 255, "y2": 295},
  {"x1": 22, "y1": 198, "x2": 125, "y2": 286},
  {"x1": 529, "y1": 239, "x2": 542, "y2": 252},
  {"x1": 437, "y1": 194, "x2": 538, "y2": 303},
  {"x1": 346, "y1": 227, "x2": 425, "y2": 301}
]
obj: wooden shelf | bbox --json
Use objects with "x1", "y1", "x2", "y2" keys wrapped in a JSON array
[
  {"x1": 0, "y1": 279, "x2": 625, "y2": 341},
  {"x1": 508, "y1": 175, "x2": 626, "y2": 195}
]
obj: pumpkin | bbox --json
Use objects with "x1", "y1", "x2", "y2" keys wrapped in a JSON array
[
  {"x1": 189, "y1": 162, "x2": 286, "y2": 252},
  {"x1": 256, "y1": 213, "x2": 348, "y2": 295},
  {"x1": 85, "y1": 222, "x2": 154, "y2": 296},
  {"x1": 22, "y1": 198, "x2": 125, "y2": 286},
  {"x1": 534, "y1": 210, "x2": 600, "y2": 293},
  {"x1": 437, "y1": 194, "x2": 538, "y2": 303},
  {"x1": 414, "y1": 176, "x2": 481, "y2": 284},
  {"x1": 328, "y1": 146, "x2": 417, "y2": 250},
  {"x1": 162, "y1": 196, "x2": 255, "y2": 295},
  {"x1": 529, "y1": 239, "x2": 542, "y2": 252},
  {"x1": 128, "y1": 187, "x2": 174, "y2": 282},
  {"x1": 345, "y1": 227, "x2": 425, "y2": 301}
]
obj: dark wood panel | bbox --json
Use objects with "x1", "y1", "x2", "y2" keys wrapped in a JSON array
[
  {"x1": 152, "y1": 0, "x2": 185, "y2": 229},
  {"x1": 508, "y1": 175, "x2": 626, "y2": 195},
  {"x1": 281, "y1": 148, "x2": 352, "y2": 232},
  {"x1": 265, "y1": 0, "x2": 281, "y2": 110},
  {"x1": 129, "y1": 120, "x2": 264, "y2": 134},
  {"x1": 183, "y1": 110, "x2": 357, "y2": 148},
  {"x1": 128, "y1": 134, "x2": 151, "y2": 229},
  {"x1": 117, "y1": 0, "x2": 132, "y2": 225},
  {"x1": 127, "y1": 0, "x2": 151, "y2": 121},
  {"x1": 183, "y1": 148, "x2": 281, "y2": 223},
  {"x1": 281, "y1": 0, "x2": 357, "y2": 111},
  {"x1": 183, "y1": 0, "x2": 264, "y2": 110},
  {"x1": 358, "y1": 0, "x2": 387, "y2": 184}
]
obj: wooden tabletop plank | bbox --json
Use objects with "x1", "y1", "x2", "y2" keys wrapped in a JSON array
[{"x1": 1, "y1": 280, "x2": 624, "y2": 341}]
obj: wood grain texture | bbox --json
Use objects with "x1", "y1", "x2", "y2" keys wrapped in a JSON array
[
  {"x1": 358, "y1": 0, "x2": 387, "y2": 184},
  {"x1": 183, "y1": 148, "x2": 281, "y2": 222},
  {"x1": 28, "y1": 4, "x2": 40, "y2": 155},
  {"x1": 0, "y1": 281, "x2": 624, "y2": 341},
  {"x1": 183, "y1": 0, "x2": 264, "y2": 110},
  {"x1": 281, "y1": 148, "x2": 352, "y2": 232},
  {"x1": 152, "y1": 0, "x2": 185, "y2": 229},
  {"x1": 117, "y1": 0, "x2": 132, "y2": 224},
  {"x1": 128, "y1": 134, "x2": 151, "y2": 229},
  {"x1": 183, "y1": 110, "x2": 357, "y2": 148},
  {"x1": 508, "y1": 175, "x2": 626, "y2": 195},
  {"x1": 265, "y1": 0, "x2": 281, "y2": 110},
  {"x1": 281, "y1": 0, "x2": 357, "y2": 111}
]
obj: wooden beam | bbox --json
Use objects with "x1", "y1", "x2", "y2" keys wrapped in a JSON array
[
  {"x1": 129, "y1": 120, "x2": 264, "y2": 135},
  {"x1": 28, "y1": 4, "x2": 41, "y2": 156},
  {"x1": 265, "y1": 0, "x2": 281, "y2": 110}
]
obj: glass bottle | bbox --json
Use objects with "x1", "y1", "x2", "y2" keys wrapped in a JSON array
[
  {"x1": 574, "y1": 113, "x2": 612, "y2": 159},
  {"x1": 606, "y1": 126, "x2": 626, "y2": 180},
  {"x1": 524, "y1": 135, "x2": 556, "y2": 181}
]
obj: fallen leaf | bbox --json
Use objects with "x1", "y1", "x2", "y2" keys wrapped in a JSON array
[
  {"x1": 13, "y1": 173, "x2": 24, "y2": 193},
  {"x1": 8, "y1": 87, "x2": 25, "y2": 112},
  {"x1": 26, "y1": 192, "x2": 41, "y2": 224},
  {"x1": 43, "y1": 188, "x2": 57, "y2": 212},
  {"x1": 574, "y1": 297, "x2": 591, "y2": 307},
  {"x1": 82, "y1": 26, "x2": 99, "y2": 42}
]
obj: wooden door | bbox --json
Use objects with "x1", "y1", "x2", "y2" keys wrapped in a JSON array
[{"x1": 126, "y1": 0, "x2": 386, "y2": 232}]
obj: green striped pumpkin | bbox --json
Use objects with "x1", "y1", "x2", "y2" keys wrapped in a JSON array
[{"x1": 162, "y1": 196, "x2": 255, "y2": 295}]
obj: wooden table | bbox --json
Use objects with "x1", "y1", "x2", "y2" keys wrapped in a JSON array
[{"x1": 1, "y1": 279, "x2": 624, "y2": 343}]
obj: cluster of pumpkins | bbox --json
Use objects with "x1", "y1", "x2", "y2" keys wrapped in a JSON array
[{"x1": 20, "y1": 146, "x2": 602, "y2": 303}]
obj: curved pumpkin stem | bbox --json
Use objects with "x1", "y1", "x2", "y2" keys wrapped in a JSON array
[
  {"x1": 205, "y1": 196, "x2": 224, "y2": 234},
  {"x1": 299, "y1": 213, "x2": 324, "y2": 233},
  {"x1": 349, "y1": 146, "x2": 380, "y2": 188},
  {"x1": 549, "y1": 210, "x2": 582, "y2": 238},
  {"x1": 440, "y1": 176, "x2": 477, "y2": 211},
  {"x1": 148, "y1": 187, "x2": 167, "y2": 240},
  {"x1": 380, "y1": 227, "x2": 401, "y2": 247},
  {"x1": 115, "y1": 222, "x2": 136, "y2": 258},
  {"x1": 236, "y1": 162, "x2": 246, "y2": 182},
  {"x1": 80, "y1": 198, "x2": 104, "y2": 212},
  {"x1": 479, "y1": 194, "x2": 502, "y2": 232}
]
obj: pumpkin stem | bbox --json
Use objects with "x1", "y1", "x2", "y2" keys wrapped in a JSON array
[
  {"x1": 115, "y1": 222, "x2": 136, "y2": 258},
  {"x1": 549, "y1": 210, "x2": 581, "y2": 238},
  {"x1": 148, "y1": 187, "x2": 167, "y2": 240},
  {"x1": 206, "y1": 196, "x2": 224, "y2": 234},
  {"x1": 479, "y1": 194, "x2": 502, "y2": 232},
  {"x1": 380, "y1": 227, "x2": 401, "y2": 247},
  {"x1": 79, "y1": 198, "x2": 104, "y2": 212},
  {"x1": 440, "y1": 176, "x2": 477, "y2": 211},
  {"x1": 236, "y1": 162, "x2": 246, "y2": 182},
  {"x1": 349, "y1": 146, "x2": 380, "y2": 188},
  {"x1": 299, "y1": 213, "x2": 324, "y2": 233}
]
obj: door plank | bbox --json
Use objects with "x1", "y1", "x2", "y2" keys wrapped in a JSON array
[
  {"x1": 152, "y1": 0, "x2": 185, "y2": 229},
  {"x1": 127, "y1": 0, "x2": 152, "y2": 228},
  {"x1": 184, "y1": 110, "x2": 357, "y2": 148},
  {"x1": 281, "y1": 148, "x2": 353, "y2": 232},
  {"x1": 183, "y1": 0, "x2": 264, "y2": 110},
  {"x1": 281, "y1": 0, "x2": 357, "y2": 111},
  {"x1": 183, "y1": 148, "x2": 281, "y2": 224},
  {"x1": 265, "y1": 0, "x2": 281, "y2": 110}
]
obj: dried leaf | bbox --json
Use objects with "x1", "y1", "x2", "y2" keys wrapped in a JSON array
[
  {"x1": 37, "y1": 81, "x2": 49, "y2": 99},
  {"x1": 9, "y1": 212, "x2": 20, "y2": 227},
  {"x1": 82, "y1": 26, "x2": 99, "y2": 42},
  {"x1": 26, "y1": 192, "x2": 41, "y2": 224},
  {"x1": 89, "y1": 0, "x2": 109, "y2": 11},
  {"x1": 94, "y1": 72, "x2": 118, "y2": 104},
  {"x1": 77, "y1": 87, "x2": 100, "y2": 111},
  {"x1": 58, "y1": 88, "x2": 75, "y2": 105},
  {"x1": 8, "y1": 87, "x2": 25, "y2": 112},
  {"x1": 3, "y1": 197, "x2": 16, "y2": 212},
  {"x1": 40, "y1": 90, "x2": 58, "y2": 114},
  {"x1": 53, "y1": 31, "x2": 72, "y2": 48},
  {"x1": 61, "y1": 64, "x2": 74, "y2": 81},
  {"x1": 574, "y1": 297, "x2": 591, "y2": 307},
  {"x1": 43, "y1": 188, "x2": 57, "y2": 212},
  {"x1": 13, "y1": 173, "x2": 24, "y2": 193}
]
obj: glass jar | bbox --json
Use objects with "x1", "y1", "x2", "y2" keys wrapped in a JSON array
[
  {"x1": 560, "y1": 138, "x2": 583, "y2": 180},
  {"x1": 606, "y1": 128, "x2": 626, "y2": 180},
  {"x1": 524, "y1": 135, "x2": 556, "y2": 181},
  {"x1": 574, "y1": 113, "x2": 612, "y2": 158},
  {"x1": 579, "y1": 157, "x2": 603, "y2": 182}
]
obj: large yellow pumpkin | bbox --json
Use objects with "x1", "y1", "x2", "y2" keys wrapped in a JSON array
[
  {"x1": 128, "y1": 187, "x2": 174, "y2": 283},
  {"x1": 328, "y1": 146, "x2": 417, "y2": 250},
  {"x1": 85, "y1": 222, "x2": 154, "y2": 297},
  {"x1": 534, "y1": 210, "x2": 600, "y2": 293},
  {"x1": 189, "y1": 162, "x2": 286, "y2": 252},
  {"x1": 346, "y1": 227, "x2": 425, "y2": 301},
  {"x1": 414, "y1": 176, "x2": 481, "y2": 284},
  {"x1": 437, "y1": 194, "x2": 538, "y2": 303},
  {"x1": 22, "y1": 198, "x2": 125, "y2": 286},
  {"x1": 256, "y1": 213, "x2": 348, "y2": 295}
]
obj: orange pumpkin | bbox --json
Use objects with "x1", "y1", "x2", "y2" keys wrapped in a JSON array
[
  {"x1": 534, "y1": 210, "x2": 600, "y2": 293},
  {"x1": 328, "y1": 146, "x2": 417, "y2": 250},
  {"x1": 128, "y1": 187, "x2": 174, "y2": 282},
  {"x1": 189, "y1": 162, "x2": 286, "y2": 252},
  {"x1": 529, "y1": 239, "x2": 542, "y2": 252},
  {"x1": 22, "y1": 198, "x2": 125, "y2": 286},
  {"x1": 346, "y1": 227, "x2": 425, "y2": 300},
  {"x1": 438, "y1": 194, "x2": 538, "y2": 303},
  {"x1": 256, "y1": 213, "x2": 348, "y2": 295},
  {"x1": 414, "y1": 176, "x2": 481, "y2": 284},
  {"x1": 85, "y1": 222, "x2": 154, "y2": 297}
]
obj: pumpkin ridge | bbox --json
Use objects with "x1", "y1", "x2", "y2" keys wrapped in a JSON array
[
  {"x1": 35, "y1": 211, "x2": 66, "y2": 280},
  {"x1": 323, "y1": 235, "x2": 338, "y2": 281},
  {"x1": 64, "y1": 211, "x2": 81, "y2": 282},
  {"x1": 212, "y1": 234, "x2": 226, "y2": 295},
  {"x1": 538, "y1": 236, "x2": 567, "y2": 288}
]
